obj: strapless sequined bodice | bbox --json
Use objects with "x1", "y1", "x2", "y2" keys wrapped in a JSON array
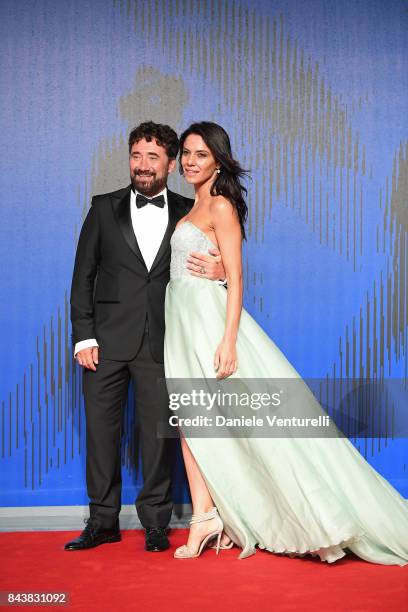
[{"x1": 170, "y1": 221, "x2": 216, "y2": 280}]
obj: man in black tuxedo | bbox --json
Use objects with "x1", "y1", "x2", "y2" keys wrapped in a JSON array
[{"x1": 65, "y1": 122, "x2": 225, "y2": 552}]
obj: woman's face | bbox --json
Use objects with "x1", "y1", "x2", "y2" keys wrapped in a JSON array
[{"x1": 181, "y1": 134, "x2": 219, "y2": 186}]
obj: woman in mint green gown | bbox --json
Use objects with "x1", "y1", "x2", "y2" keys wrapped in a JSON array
[{"x1": 164, "y1": 122, "x2": 408, "y2": 564}]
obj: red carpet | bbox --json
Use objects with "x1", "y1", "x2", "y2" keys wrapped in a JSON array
[{"x1": 0, "y1": 530, "x2": 407, "y2": 611}]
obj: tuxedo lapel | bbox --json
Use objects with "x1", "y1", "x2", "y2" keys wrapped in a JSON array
[
  {"x1": 149, "y1": 189, "x2": 187, "y2": 273},
  {"x1": 111, "y1": 186, "x2": 147, "y2": 267}
]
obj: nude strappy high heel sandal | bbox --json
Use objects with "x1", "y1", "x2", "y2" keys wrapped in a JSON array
[{"x1": 174, "y1": 507, "x2": 223, "y2": 559}]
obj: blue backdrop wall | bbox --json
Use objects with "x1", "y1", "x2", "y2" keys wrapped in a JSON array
[{"x1": 1, "y1": 0, "x2": 407, "y2": 507}]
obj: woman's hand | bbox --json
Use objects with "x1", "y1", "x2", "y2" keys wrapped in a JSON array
[{"x1": 214, "y1": 337, "x2": 238, "y2": 379}]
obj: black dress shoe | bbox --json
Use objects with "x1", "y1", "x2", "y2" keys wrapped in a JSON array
[
  {"x1": 145, "y1": 527, "x2": 169, "y2": 552},
  {"x1": 64, "y1": 519, "x2": 121, "y2": 551}
]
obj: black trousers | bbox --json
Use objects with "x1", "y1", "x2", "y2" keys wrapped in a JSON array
[{"x1": 82, "y1": 318, "x2": 174, "y2": 529}]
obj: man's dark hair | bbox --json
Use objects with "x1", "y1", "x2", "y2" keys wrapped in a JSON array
[{"x1": 128, "y1": 121, "x2": 179, "y2": 159}]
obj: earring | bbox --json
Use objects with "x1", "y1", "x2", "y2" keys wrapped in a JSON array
[{"x1": 216, "y1": 168, "x2": 221, "y2": 174}]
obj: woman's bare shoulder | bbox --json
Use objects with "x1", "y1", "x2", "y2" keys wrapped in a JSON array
[{"x1": 209, "y1": 195, "x2": 236, "y2": 220}]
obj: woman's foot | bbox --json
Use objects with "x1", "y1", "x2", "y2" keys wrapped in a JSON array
[
  {"x1": 220, "y1": 532, "x2": 232, "y2": 547},
  {"x1": 184, "y1": 516, "x2": 220, "y2": 553},
  {"x1": 209, "y1": 531, "x2": 233, "y2": 549},
  {"x1": 174, "y1": 507, "x2": 223, "y2": 558}
]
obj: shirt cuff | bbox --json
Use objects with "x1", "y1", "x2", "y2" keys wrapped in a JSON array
[{"x1": 74, "y1": 339, "x2": 99, "y2": 357}]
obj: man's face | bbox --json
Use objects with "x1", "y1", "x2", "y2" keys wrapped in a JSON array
[{"x1": 129, "y1": 137, "x2": 176, "y2": 197}]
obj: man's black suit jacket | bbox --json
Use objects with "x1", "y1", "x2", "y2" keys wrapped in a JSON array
[{"x1": 70, "y1": 185, "x2": 194, "y2": 362}]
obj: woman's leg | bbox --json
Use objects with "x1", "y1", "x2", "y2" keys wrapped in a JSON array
[{"x1": 181, "y1": 436, "x2": 231, "y2": 550}]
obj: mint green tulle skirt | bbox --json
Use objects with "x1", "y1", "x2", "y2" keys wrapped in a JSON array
[{"x1": 164, "y1": 277, "x2": 408, "y2": 564}]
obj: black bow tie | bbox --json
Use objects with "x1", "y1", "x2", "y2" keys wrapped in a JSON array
[{"x1": 136, "y1": 193, "x2": 165, "y2": 209}]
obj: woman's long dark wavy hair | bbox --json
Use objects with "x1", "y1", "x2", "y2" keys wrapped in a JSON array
[{"x1": 179, "y1": 122, "x2": 249, "y2": 240}]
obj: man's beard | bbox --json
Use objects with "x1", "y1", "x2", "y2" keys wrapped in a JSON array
[{"x1": 131, "y1": 171, "x2": 166, "y2": 197}]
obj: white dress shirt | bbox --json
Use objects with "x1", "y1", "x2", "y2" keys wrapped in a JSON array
[
  {"x1": 130, "y1": 186, "x2": 169, "y2": 270},
  {"x1": 74, "y1": 187, "x2": 168, "y2": 356}
]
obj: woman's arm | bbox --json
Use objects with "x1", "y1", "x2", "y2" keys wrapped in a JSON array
[{"x1": 211, "y1": 196, "x2": 243, "y2": 379}]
